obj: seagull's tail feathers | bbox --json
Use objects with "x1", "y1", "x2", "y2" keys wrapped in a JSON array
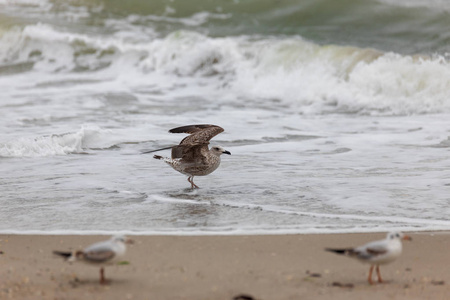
[
  {"x1": 53, "y1": 250, "x2": 83, "y2": 262},
  {"x1": 325, "y1": 248, "x2": 356, "y2": 256},
  {"x1": 53, "y1": 250, "x2": 73, "y2": 259}
]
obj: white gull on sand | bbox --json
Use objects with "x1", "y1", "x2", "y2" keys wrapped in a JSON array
[
  {"x1": 53, "y1": 235, "x2": 133, "y2": 284},
  {"x1": 325, "y1": 232, "x2": 412, "y2": 284}
]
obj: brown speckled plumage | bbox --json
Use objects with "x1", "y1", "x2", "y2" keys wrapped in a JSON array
[{"x1": 148, "y1": 124, "x2": 231, "y2": 189}]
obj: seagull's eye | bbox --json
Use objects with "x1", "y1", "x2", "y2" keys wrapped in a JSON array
[{"x1": 396, "y1": 234, "x2": 400, "y2": 238}]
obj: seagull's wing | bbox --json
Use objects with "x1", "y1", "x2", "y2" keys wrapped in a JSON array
[
  {"x1": 366, "y1": 247, "x2": 388, "y2": 256},
  {"x1": 326, "y1": 237, "x2": 390, "y2": 261},
  {"x1": 170, "y1": 124, "x2": 224, "y2": 146},
  {"x1": 141, "y1": 146, "x2": 174, "y2": 154},
  {"x1": 82, "y1": 241, "x2": 116, "y2": 263},
  {"x1": 354, "y1": 239, "x2": 389, "y2": 260},
  {"x1": 141, "y1": 125, "x2": 224, "y2": 157},
  {"x1": 169, "y1": 125, "x2": 224, "y2": 160},
  {"x1": 83, "y1": 249, "x2": 116, "y2": 263}
]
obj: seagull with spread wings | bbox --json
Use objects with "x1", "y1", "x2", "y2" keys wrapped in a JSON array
[
  {"x1": 53, "y1": 235, "x2": 133, "y2": 284},
  {"x1": 143, "y1": 124, "x2": 231, "y2": 189},
  {"x1": 325, "y1": 232, "x2": 412, "y2": 284}
]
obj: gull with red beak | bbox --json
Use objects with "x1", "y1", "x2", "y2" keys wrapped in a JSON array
[
  {"x1": 53, "y1": 235, "x2": 134, "y2": 284},
  {"x1": 326, "y1": 232, "x2": 412, "y2": 284}
]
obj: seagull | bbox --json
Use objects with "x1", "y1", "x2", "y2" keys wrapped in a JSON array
[
  {"x1": 53, "y1": 235, "x2": 133, "y2": 284},
  {"x1": 325, "y1": 232, "x2": 412, "y2": 284},
  {"x1": 143, "y1": 124, "x2": 231, "y2": 189}
]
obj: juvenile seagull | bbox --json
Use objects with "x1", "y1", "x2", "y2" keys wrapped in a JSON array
[
  {"x1": 53, "y1": 235, "x2": 133, "y2": 284},
  {"x1": 143, "y1": 124, "x2": 231, "y2": 189},
  {"x1": 325, "y1": 232, "x2": 412, "y2": 284}
]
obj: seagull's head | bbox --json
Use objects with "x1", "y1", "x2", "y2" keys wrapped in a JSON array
[
  {"x1": 211, "y1": 146, "x2": 231, "y2": 156},
  {"x1": 111, "y1": 235, "x2": 134, "y2": 245},
  {"x1": 387, "y1": 232, "x2": 412, "y2": 241}
]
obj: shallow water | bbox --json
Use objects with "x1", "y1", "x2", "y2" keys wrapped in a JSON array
[{"x1": 1, "y1": 0, "x2": 449, "y2": 234}]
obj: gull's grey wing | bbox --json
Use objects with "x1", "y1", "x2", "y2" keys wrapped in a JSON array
[
  {"x1": 83, "y1": 249, "x2": 116, "y2": 262},
  {"x1": 83, "y1": 241, "x2": 117, "y2": 263},
  {"x1": 354, "y1": 240, "x2": 389, "y2": 260},
  {"x1": 366, "y1": 248, "x2": 388, "y2": 256},
  {"x1": 326, "y1": 237, "x2": 391, "y2": 261}
]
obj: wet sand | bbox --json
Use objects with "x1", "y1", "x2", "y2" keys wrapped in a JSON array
[{"x1": 0, "y1": 231, "x2": 448, "y2": 300}]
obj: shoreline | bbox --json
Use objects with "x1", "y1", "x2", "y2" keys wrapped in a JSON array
[
  {"x1": 1, "y1": 227, "x2": 449, "y2": 236},
  {"x1": 1, "y1": 231, "x2": 449, "y2": 300}
]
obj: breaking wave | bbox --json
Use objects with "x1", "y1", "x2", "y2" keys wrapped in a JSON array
[
  {"x1": 1, "y1": 24, "x2": 450, "y2": 115},
  {"x1": 0, "y1": 126, "x2": 118, "y2": 157}
]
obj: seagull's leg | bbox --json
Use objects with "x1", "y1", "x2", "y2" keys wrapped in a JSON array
[
  {"x1": 187, "y1": 177, "x2": 194, "y2": 189},
  {"x1": 100, "y1": 267, "x2": 106, "y2": 284},
  {"x1": 187, "y1": 176, "x2": 199, "y2": 189},
  {"x1": 191, "y1": 176, "x2": 199, "y2": 189},
  {"x1": 368, "y1": 265, "x2": 374, "y2": 285},
  {"x1": 376, "y1": 265, "x2": 383, "y2": 283}
]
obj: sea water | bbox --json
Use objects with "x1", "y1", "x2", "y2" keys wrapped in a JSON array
[{"x1": 0, "y1": 0, "x2": 449, "y2": 235}]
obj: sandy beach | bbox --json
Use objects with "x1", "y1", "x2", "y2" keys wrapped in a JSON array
[{"x1": 0, "y1": 231, "x2": 448, "y2": 300}]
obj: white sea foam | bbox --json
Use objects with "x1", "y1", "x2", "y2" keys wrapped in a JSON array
[
  {"x1": 0, "y1": 125, "x2": 118, "y2": 157},
  {"x1": 0, "y1": 133, "x2": 82, "y2": 157},
  {"x1": 0, "y1": 225, "x2": 448, "y2": 236},
  {"x1": 2, "y1": 25, "x2": 450, "y2": 115},
  {"x1": 0, "y1": 0, "x2": 50, "y2": 7},
  {"x1": 378, "y1": 0, "x2": 450, "y2": 11},
  {"x1": 125, "y1": 11, "x2": 232, "y2": 27}
]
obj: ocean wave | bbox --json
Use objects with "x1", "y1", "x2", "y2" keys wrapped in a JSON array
[
  {"x1": 377, "y1": 0, "x2": 450, "y2": 11},
  {"x1": 1, "y1": 24, "x2": 450, "y2": 115},
  {"x1": 0, "y1": 125, "x2": 117, "y2": 157}
]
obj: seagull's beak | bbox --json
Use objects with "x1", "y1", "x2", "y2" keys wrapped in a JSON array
[
  {"x1": 223, "y1": 150, "x2": 231, "y2": 155},
  {"x1": 125, "y1": 238, "x2": 135, "y2": 245},
  {"x1": 402, "y1": 235, "x2": 412, "y2": 241}
]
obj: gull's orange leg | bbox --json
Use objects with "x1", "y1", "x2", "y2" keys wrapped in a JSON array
[
  {"x1": 368, "y1": 265, "x2": 374, "y2": 285},
  {"x1": 100, "y1": 267, "x2": 106, "y2": 284},
  {"x1": 376, "y1": 265, "x2": 383, "y2": 283}
]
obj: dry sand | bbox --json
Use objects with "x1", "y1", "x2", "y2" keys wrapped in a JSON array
[{"x1": 0, "y1": 231, "x2": 448, "y2": 300}]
